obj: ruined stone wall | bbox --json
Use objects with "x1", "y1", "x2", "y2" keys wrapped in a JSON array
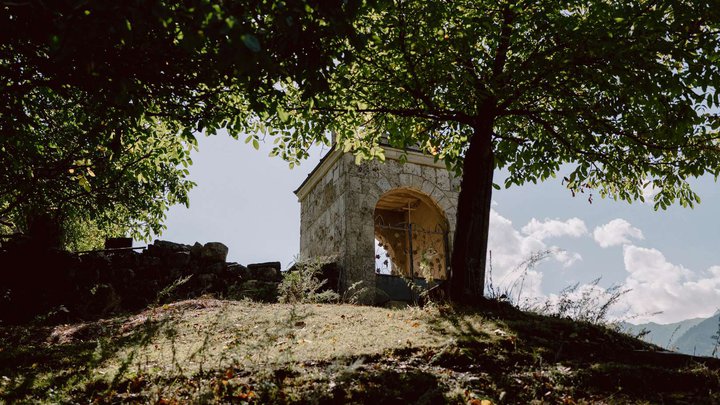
[
  {"x1": 297, "y1": 148, "x2": 461, "y2": 298},
  {"x1": 0, "y1": 240, "x2": 282, "y2": 324}
]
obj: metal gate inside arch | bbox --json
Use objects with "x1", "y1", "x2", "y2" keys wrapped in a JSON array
[{"x1": 373, "y1": 189, "x2": 451, "y2": 302}]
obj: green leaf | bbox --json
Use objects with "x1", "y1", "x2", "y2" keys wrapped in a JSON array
[
  {"x1": 241, "y1": 34, "x2": 261, "y2": 52},
  {"x1": 78, "y1": 176, "x2": 91, "y2": 192},
  {"x1": 252, "y1": 138, "x2": 260, "y2": 150},
  {"x1": 277, "y1": 107, "x2": 289, "y2": 123}
]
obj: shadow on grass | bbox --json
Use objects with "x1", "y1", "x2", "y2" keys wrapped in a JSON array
[
  {"x1": 422, "y1": 299, "x2": 720, "y2": 403},
  {"x1": 217, "y1": 359, "x2": 447, "y2": 404},
  {"x1": 0, "y1": 306, "x2": 183, "y2": 402}
]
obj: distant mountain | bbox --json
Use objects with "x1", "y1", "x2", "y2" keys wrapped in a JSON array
[
  {"x1": 674, "y1": 315, "x2": 720, "y2": 357},
  {"x1": 622, "y1": 313, "x2": 720, "y2": 357},
  {"x1": 621, "y1": 317, "x2": 706, "y2": 350}
]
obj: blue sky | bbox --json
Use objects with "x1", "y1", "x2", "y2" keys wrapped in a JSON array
[{"x1": 161, "y1": 132, "x2": 720, "y2": 324}]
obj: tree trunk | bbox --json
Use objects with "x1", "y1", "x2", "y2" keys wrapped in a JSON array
[{"x1": 449, "y1": 115, "x2": 495, "y2": 305}]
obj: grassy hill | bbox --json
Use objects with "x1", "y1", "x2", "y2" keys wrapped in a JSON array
[{"x1": 1, "y1": 298, "x2": 719, "y2": 404}]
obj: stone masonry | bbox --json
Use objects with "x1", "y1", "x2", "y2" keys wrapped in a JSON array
[{"x1": 295, "y1": 146, "x2": 461, "y2": 302}]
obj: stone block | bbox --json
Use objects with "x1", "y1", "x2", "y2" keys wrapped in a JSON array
[
  {"x1": 166, "y1": 251, "x2": 191, "y2": 268},
  {"x1": 247, "y1": 262, "x2": 282, "y2": 281},
  {"x1": 403, "y1": 162, "x2": 422, "y2": 176},
  {"x1": 149, "y1": 240, "x2": 190, "y2": 257},
  {"x1": 436, "y1": 173, "x2": 451, "y2": 191},
  {"x1": 421, "y1": 165, "x2": 437, "y2": 185},
  {"x1": 190, "y1": 242, "x2": 203, "y2": 258},
  {"x1": 248, "y1": 261, "x2": 281, "y2": 270},
  {"x1": 227, "y1": 263, "x2": 249, "y2": 277},
  {"x1": 201, "y1": 262, "x2": 226, "y2": 275},
  {"x1": 376, "y1": 177, "x2": 391, "y2": 193},
  {"x1": 200, "y1": 242, "x2": 229, "y2": 263},
  {"x1": 197, "y1": 273, "x2": 217, "y2": 288}
]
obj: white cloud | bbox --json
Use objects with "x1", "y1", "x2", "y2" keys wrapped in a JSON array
[
  {"x1": 592, "y1": 219, "x2": 644, "y2": 248},
  {"x1": 487, "y1": 211, "x2": 584, "y2": 302},
  {"x1": 552, "y1": 248, "x2": 583, "y2": 268},
  {"x1": 620, "y1": 245, "x2": 720, "y2": 323},
  {"x1": 521, "y1": 217, "x2": 587, "y2": 241}
]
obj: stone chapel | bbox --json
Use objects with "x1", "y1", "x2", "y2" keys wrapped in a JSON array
[{"x1": 295, "y1": 144, "x2": 461, "y2": 303}]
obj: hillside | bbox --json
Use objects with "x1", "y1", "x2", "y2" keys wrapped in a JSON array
[
  {"x1": 621, "y1": 317, "x2": 707, "y2": 350},
  {"x1": 624, "y1": 313, "x2": 720, "y2": 357},
  {"x1": 1, "y1": 298, "x2": 719, "y2": 404},
  {"x1": 674, "y1": 315, "x2": 720, "y2": 358}
]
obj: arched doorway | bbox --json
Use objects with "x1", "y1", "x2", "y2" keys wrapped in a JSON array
[{"x1": 373, "y1": 188, "x2": 449, "y2": 281}]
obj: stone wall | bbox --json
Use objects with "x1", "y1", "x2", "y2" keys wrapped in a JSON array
[
  {"x1": 296, "y1": 148, "x2": 461, "y2": 300},
  {"x1": 0, "y1": 239, "x2": 282, "y2": 324}
]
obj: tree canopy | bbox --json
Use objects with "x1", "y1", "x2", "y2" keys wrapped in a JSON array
[
  {"x1": 260, "y1": 0, "x2": 720, "y2": 302},
  {"x1": 1, "y1": 0, "x2": 369, "y2": 247}
]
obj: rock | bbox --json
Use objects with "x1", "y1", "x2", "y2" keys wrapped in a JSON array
[
  {"x1": 166, "y1": 267, "x2": 182, "y2": 280},
  {"x1": 227, "y1": 263, "x2": 249, "y2": 278},
  {"x1": 201, "y1": 262, "x2": 226, "y2": 275},
  {"x1": 75, "y1": 260, "x2": 101, "y2": 286},
  {"x1": 372, "y1": 287, "x2": 391, "y2": 306},
  {"x1": 104, "y1": 237, "x2": 132, "y2": 249},
  {"x1": 113, "y1": 268, "x2": 135, "y2": 286},
  {"x1": 190, "y1": 242, "x2": 203, "y2": 259},
  {"x1": 248, "y1": 266, "x2": 281, "y2": 282},
  {"x1": 247, "y1": 261, "x2": 281, "y2": 271},
  {"x1": 140, "y1": 254, "x2": 161, "y2": 268},
  {"x1": 166, "y1": 251, "x2": 191, "y2": 267},
  {"x1": 200, "y1": 242, "x2": 228, "y2": 263},
  {"x1": 148, "y1": 240, "x2": 191, "y2": 257},
  {"x1": 110, "y1": 250, "x2": 141, "y2": 268},
  {"x1": 87, "y1": 284, "x2": 122, "y2": 316},
  {"x1": 197, "y1": 273, "x2": 217, "y2": 288},
  {"x1": 227, "y1": 262, "x2": 246, "y2": 271}
]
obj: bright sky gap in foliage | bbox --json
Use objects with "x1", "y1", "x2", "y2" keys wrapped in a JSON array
[{"x1": 161, "y1": 134, "x2": 720, "y2": 324}]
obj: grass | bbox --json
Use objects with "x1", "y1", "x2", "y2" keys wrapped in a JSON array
[{"x1": 1, "y1": 297, "x2": 719, "y2": 403}]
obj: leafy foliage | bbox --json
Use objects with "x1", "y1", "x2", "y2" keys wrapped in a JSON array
[
  {"x1": 0, "y1": 86, "x2": 195, "y2": 243},
  {"x1": 269, "y1": 0, "x2": 720, "y2": 206},
  {"x1": 257, "y1": 0, "x2": 720, "y2": 301},
  {"x1": 1, "y1": 0, "x2": 370, "y2": 242}
]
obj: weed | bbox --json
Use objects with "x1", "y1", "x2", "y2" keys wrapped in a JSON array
[
  {"x1": 486, "y1": 250, "x2": 630, "y2": 326},
  {"x1": 278, "y1": 258, "x2": 339, "y2": 304},
  {"x1": 485, "y1": 249, "x2": 553, "y2": 308},
  {"x1": 534, "y1": 277, "x2": 630, "y2": 326},
  {"x1": 154, "y1": 275, "x2": 193, "y2": 306},
  {"x1": 341, "y1": 280, "x2": 369, "y2": 304}
]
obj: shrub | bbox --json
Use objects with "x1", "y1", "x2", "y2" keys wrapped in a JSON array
[{"x1": 278, "y1": 258, "x2": 339, "y2": 304}]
